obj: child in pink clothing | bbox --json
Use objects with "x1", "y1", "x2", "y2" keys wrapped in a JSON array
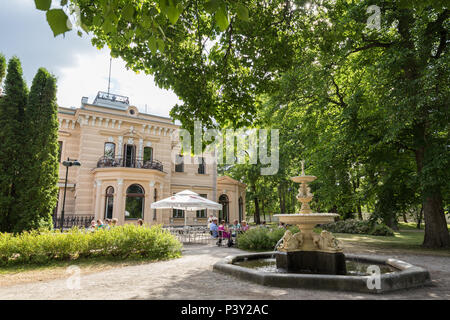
[{"x1": 218, "y1": 220, "x2": 230, "y2": 239}]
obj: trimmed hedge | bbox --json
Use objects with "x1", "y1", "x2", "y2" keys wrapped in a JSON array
[
  {"x1": 0, "y1": 224, "x2": 182, "y2": 266},
  {"x1": 236, "y1": 226, "x2": 299, "y2": 251},
  {"x1": 320, "y1": 219, "x2": 394, "y2": 236}
]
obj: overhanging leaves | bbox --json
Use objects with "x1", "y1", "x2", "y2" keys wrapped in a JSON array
[{"x1": 46, "y1": 9, "x2": 71, "y2": 37}]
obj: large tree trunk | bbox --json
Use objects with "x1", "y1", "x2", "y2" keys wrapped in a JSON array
[
  {"x1": 384, "y1": 214, "x2": 399, "y2": 231},
  {"x1": 357, "y1": 205, "x2": 362, "y2": 220},
  {"x1": 402, "y1": 212, "x2": 408, "y2": 223},
  {"x1": 254, "y1": 197, "x2": 261, "y2": 225},
  {"x1": 415, "y1": 147, "x2": 450, "y2": 248},
  {"x1": 422, "y1": 190, "x2": 449, "y2": 248},
  {"x1": 262, "y1": 199, "x2": 266, "y2": 222},
  {"x1": 416, "y1": 206, "x2": 423, "y2": 230}
]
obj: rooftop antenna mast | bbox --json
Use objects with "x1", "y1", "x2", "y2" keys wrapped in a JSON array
[{"x1": 107, "y1": 57, "x2": 112, "y2": 94}]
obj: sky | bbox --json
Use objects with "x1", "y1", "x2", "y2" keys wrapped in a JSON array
[{"x1": 0, "y1": 0, "x2": 181, "y2": 117}]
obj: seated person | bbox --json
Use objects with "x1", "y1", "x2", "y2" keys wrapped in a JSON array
[
  {"x1": 241, "y1": 220, "x2": 249, "y2": 232},
  {"x1": 88, "y1": 220, "x2": 97, "y2": 232},
  {"x1": 209, "y1": 218, "x2": 219, "y2": 238},
  {"x1": 218, "y1": 220, "x2": 230, "y2": 238},
  {"x1": 218, "y1": 220, "x2": 233, "y2": 246},
  {"x1": 230, "y1": 219, "x2": 241, "y2": 237}
]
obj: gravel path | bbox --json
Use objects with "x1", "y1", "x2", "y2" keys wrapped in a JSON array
[{"x1": 0, "y1": 244, "x2": 449, "y2": 300}]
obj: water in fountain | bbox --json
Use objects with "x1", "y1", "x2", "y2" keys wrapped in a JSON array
[
  {"x1": 274, "y1": 237, "x2": 283, "y2": 252},
  {"x1": 234, "y1": 258, "x2": 398, "y2": 276}
]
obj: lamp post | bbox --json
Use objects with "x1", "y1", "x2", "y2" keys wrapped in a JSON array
[{"x1": 60, "y1": 158, "x2": 81, "y2": 230}]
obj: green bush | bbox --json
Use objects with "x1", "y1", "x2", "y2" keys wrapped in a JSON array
[
  {"x1": 320, "y1": 219, "x2": 394, "y2": 236},
  {"x1": 0, "y1": 224, "x2": 182, "y2": 266},
  {"x1": 236, "y1": 226, "x2": 299, "y2": 251}
]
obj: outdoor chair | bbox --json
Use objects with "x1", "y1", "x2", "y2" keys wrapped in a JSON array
[{"x1": 217, "y1": 230, "x2": 233, "y2": 247}]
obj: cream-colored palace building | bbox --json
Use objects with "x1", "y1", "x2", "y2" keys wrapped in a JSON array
[{"x1": 56, "y1": 91, "x2": 246, "y2": 226}]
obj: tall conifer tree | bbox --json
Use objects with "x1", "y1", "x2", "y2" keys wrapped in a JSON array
[
  {"x1": 0, "y1": 54, "x2": 6, "y2": 90},
  {"x1": 14, "y1": 68, "x2": 59, "y2": 232},
  {"x1": 0, "y1": 57, "x2": 28, "y2": 232}
]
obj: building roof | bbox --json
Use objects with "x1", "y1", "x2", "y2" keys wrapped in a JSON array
[{"x1": 217, "y1": 175, "x2": 247, "y2": 188}]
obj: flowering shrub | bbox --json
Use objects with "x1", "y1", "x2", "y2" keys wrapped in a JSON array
[
  {"x1": 236, "y1": 226, "x2": 299, "y2": 251},
  {"x1": 0, "y1": 224, "x2": 181, "y2": 266}
]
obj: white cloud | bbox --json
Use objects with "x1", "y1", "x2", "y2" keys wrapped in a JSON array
[
  {"x1": 57, "y1": 48, "x2": 181, "y2": 118},
  {"x1": 0, "y1": 1, "x2": 181, "y2": 119}
]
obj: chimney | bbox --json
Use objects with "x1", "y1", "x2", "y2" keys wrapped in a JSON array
[{"x1": 81, "y1": 96, "x2": 88, "y2": 105}]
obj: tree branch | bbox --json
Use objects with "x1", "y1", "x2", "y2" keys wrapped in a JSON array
[
  {"x1": 330, "y1": 76, "x2": 346, "y2": 107},
  {"x1": 349, "y1": 41, "x2": 393, "y2": 55},
  {"x1": 432, "y1": 9, "x2": 449, "y2": 59},
  {"x1": 221, "y1": 19, "x2": 234, "y2": 72}
]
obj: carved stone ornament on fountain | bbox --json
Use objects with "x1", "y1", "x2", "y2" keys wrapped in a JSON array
[{"x1": 277, "y1": 229, "x2": 343, "y2": 254}]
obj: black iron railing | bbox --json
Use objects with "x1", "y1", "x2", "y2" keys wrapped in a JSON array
[
  {"x1": 97, "y1": 156, "x2": 164, "y2": 172},
  {"x1": 53, "y1": 215, "x2": 94, "y2": 229}
]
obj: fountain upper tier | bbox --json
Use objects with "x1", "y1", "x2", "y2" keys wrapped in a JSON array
[
  {"x1": 291, "y1": 175, "x2": 317, "y2": 184},
  {"x1": 274, "y1": 162, "x2": 342, "y2": 253},
  {"x1": 275, "y1": 213, "x2": 338, "y2": 226}
]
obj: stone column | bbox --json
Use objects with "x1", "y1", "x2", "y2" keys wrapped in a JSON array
[
  {"x1": 118, "y1": 136, "x2": 123, "y2": 159},
  {"x1": 150, "y1": 181, "x2": 156, "y2": 221},
  {"x1": 99, "y1": 189, "x2": 106, "y2": 220},
  {"x1": 144, "y1": 181, "x2": 155, "y2": 223},
  {"x1": 114, "y1": 179, "x2": 125, "y2": 225},
  {"x1": 94, "y1": 180, "x2": 102, "y2": 220},
  {"x1": 159, "y1": 184, "x2": 164, "y2": 224},
  {"x1": 139, "y1": 138, "x2": 143, "y2": 160}
]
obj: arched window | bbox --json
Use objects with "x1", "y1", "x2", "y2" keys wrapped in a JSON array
[
  {"x1": 238, "y1": 196, "x2": 244, "y2": 222},
  {"x1": 218, "y1": 194, "x2": 229, "y2": 223},
  {"x1": 104, "y1": 186, "x2": 114, "y2": 219},
  {"x1": 104, "y1": 142, "x2": 115, "y2": 158},
  {"x1": 125, "y1": 184, "x2": 144, "y2": 219}
]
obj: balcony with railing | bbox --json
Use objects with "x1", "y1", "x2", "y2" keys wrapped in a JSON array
[{"x1": 97, "y1": 156, "x2": 164, "y2": 172}]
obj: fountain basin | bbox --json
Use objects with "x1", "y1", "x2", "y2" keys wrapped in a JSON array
[{"x1": 213, "y1": 252, "x2": 431, "y2": 294}]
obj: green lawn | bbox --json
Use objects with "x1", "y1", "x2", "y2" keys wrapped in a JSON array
[
  {"x1": 397, "y1": 221, "x2": 450, "y2": 231},
  {"x1": 246, "y1": 220, "x2": 450, "y2": 255},
  {"x1": 335, "y1": 229, "x2": 450, "y2": 256}
]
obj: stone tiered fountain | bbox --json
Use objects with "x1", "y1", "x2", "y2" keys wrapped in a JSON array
[
  {"x1": 213, "y1": 160, "x2": 431, "y2": 293},
  {"x1": 274, "y1": 161, "x2": 346, "y2": 274}
]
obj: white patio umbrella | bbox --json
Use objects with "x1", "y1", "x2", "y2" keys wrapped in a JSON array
[{"x1": 151, "y1": 190, "x2": 222, "y2": 226}]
